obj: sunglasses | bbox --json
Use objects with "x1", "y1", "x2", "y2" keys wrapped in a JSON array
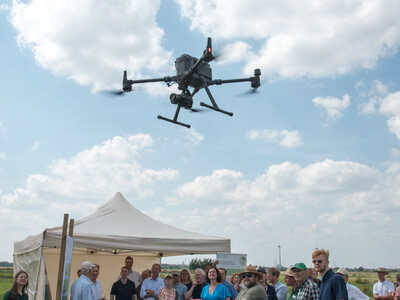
[
  {"x1": 312, "y1": 259, "x2": 324, "y2": 264},
  {"x1": 241, "y1": 273, "x2": 253, "y2": 279}
]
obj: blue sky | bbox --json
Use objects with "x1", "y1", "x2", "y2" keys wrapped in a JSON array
[{"x1": 1, "y1": 0, "x2": 400, "y2": 268}]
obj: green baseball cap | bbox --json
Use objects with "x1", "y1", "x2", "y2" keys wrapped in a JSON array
[{"x1": 292, "y1": 262, "x2": 307, "y2": 270}]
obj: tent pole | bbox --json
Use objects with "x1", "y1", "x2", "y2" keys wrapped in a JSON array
[{"x1": 56, "y1": 214, "x2": 68, "y2": 300}]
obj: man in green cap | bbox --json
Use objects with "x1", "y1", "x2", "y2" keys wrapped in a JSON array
[{"x1": 289, "y1": 263, "x2": 319, "y2": 300}]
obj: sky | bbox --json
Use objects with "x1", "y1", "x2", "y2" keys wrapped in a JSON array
[{"x1": 0, "y1": 0, "x2": 400, "y2": 269}]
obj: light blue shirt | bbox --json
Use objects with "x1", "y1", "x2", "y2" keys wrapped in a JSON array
[
  {"x1": 71, "y1": 274, "x2": 95, "y2": 300},
  {"x1": 91, "y1": 279, "x2": 102, "y2": 300},
  {"x1": 140, "y1": 276, "x2": 165, "y2": 300},
  {"x1": 273, "y1": 281, "x2": 287, "y2": 300},
  {"x1": 173, "y1": 282, "x2": 187, "y2": 300}
]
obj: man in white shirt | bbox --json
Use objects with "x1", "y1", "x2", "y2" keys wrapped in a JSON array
[
  {"x1": 90, "y1": 264, "x2": 105, "y2": 300},
  {"x1": 373, "y1": 268, "x2": 395, "y2": 300},
  {"x1": 117, "y1": 256, "x2": 141, "y2": 287},
  {"x1": 336, "y1": 268, "x2": 369, "y2": 300},
  {"x1": 267, "y1": 267, "x2": 288, "y2": 300}
]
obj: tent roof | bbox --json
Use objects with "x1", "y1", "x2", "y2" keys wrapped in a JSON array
[{"x1": 16, "y1": 192, "x2": 230, "y2": 256}]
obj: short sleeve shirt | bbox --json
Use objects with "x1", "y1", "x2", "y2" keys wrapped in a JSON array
[
  {"x1": 200, "y1": 284, "x2": 231, "y2": 300},
  {"x1": 111, "y1": 279, "x2": 137, "y2": 300},
  {"x1": 319, "y1": 269, "x2": 347, "y2": 300}
]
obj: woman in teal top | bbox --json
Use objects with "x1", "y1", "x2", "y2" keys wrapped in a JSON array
[
  {"x1": 2, "y1": 270, "x2": 29, "y2": 300},
  {"x1": 200, "y1": 267, "x2": 231, "y2": 300}
]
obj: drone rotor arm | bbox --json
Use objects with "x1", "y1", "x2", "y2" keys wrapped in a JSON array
[
  {"x1": 209, "y1": 69, "x2": 261, "y2": 89},
  {"x1": 123, "y1": 70, "x2": 176, "y2": 92}
]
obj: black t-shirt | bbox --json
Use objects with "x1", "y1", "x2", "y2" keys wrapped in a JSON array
[
  {"x1": 111, "y1": 279, "x2": 137, "y2": 300},
  {"x1": 192, "y1": 282, "x2": 207, "y2": 299}
]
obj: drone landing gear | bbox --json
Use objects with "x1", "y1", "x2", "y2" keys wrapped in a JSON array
[
  {"x1": 157, "y1": 105, "x2": 191, "y2": 128},
  {"x1": 200, "y1": 79, "x2": 233, "y2": 117}
]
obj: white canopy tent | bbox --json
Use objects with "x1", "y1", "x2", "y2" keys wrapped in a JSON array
[{"x1": 14, "y1": 192, "x2": 231, "y2": 300}]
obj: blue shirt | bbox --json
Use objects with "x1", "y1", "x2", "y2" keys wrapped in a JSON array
[
  {"x1": 140, "y1": 276, "x2": 165, "y2": 300},
  {"x1": 223, "y1": 281, "x2": 238, "y2": 299},
  {"x1": 273, "y1": 281, "x2": 288, "y2": 300},
  {"x1": 319, "y1": 269, "x2": 348, "y2": 300},
  {"x1": 71, "y1": 274, "x2": 95, "y2": 300},
  {"x1": 200, "y1": 283, "x2": 231, "y2": 300},
  {"x1": 173, "y1": 282, "x2": 188, "y2": 300}
]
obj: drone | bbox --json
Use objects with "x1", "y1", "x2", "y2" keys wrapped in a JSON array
[{"x1": 119, "y1": 37, "x2": 261, "y2": 128}]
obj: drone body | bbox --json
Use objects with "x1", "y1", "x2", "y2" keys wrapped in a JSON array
[{"x1": 121, "y1": 37, "x2": 261, "y2": 128}]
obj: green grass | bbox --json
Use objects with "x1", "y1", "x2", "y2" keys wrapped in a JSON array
[{"x1": 0, "y1": 268, "x2": 13, "y2": 298}]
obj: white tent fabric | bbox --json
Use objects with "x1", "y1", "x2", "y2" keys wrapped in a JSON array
[{"x1": 14, "y1": 192, "x2": 231, "y2": 300}]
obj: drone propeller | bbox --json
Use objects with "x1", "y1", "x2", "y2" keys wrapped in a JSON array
[
  {"x1": 241, "y1": 88, "x2": 260, "y2": 95},
  {"x1": 99, "y1": 90, "x2": 125, "y2": 97},
  {"x1": 190, "y1": 107, "x2": 208, "y2": 113}
]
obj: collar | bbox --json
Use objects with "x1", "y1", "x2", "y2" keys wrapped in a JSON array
[
  {"x1": 150, "y1": 276, "x2": 161, "y2": 281},
  {"x1": 321, "y1": 268, "x2": 333, "y2": 282},
  {"x1": 296, "y1": 278, "x2": 310, "y2": 291}
]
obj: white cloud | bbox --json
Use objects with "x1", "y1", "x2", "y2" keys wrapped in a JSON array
[
  {"x1": 214, "y1": 41, "x2": 253, "y2": 65},
  {"x1": 0, "y1": 152, "x2": 6, "y2": 160},
  {"x1": 0, "y1": 4, "x2": 9, "y2": 11},
  {"x1": 359, "y1": 81, "x2": 400, "y2": 140},
  {"x1": 163, "y1": 159, "x2": 398, "y2": 267},
  {"x1": 1, "y1": 134, "x2": 178, "y2": 210},
  {"x1": 176, "y1": 0, "x2": 400, "y2": 78},
  {"x1": 177, "y1": 169, "x2": 243, "y2": 201},
  {"x1": 29, "y1": 141, "x2": 40, "y2": 152},
  {"x1": 182, "y1": 128, "x2": 204, "y2": 147},
  {"x1": 359, "y1": 80, "x2": 390, "y2": 114},
  {"x1": 312, "y1": 94, "x2": 350, "y2": 122},
  {"x1": 9, "y1": 0, "x2": 172, "y2": 91},
  {"x1": 247, "y1": 129, "x2": 302, "y2": 147}
]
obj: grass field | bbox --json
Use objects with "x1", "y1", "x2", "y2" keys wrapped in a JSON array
[
  {"x1": 0, "y1": 267, "x2": 395, "y2": 299},
  {"x1": 0, "y1": 268, "x2": 13, "y2": 298}
]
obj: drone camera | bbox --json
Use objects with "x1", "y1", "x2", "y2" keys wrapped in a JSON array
[{"x1": 169, "y1": 93, "x2": 193, "y2": 109}]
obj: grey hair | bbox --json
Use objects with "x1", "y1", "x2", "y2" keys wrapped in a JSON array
[{"x1": 195, "y1": 268, "x2": 205, "y2": 276}]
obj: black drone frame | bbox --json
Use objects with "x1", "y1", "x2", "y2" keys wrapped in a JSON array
[{"x1": 122, "y1": 38, "x2": 261, "y2": 128}]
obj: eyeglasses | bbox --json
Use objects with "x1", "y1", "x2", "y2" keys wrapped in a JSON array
[
  {"x1": 312, "y1": 259, "x2": 324, "y2": 264},
  {"x1": 242, "y1": 273, "x2": 253, "y2": 279},
  {"x1": 292, "y1": 269, "x2": 304, "y2": 273}
]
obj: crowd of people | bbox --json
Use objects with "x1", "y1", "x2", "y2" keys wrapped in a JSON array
[{"x1": 3, "y1": 249, "x2": 400, "y2": 300}]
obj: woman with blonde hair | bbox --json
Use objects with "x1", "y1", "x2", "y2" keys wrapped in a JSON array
[
  {"x1": 180, "y1": 269, "x2": 193, "y2": 290},
  {"x1": 2, "y1": 270, "x2": 29, "y2": 300}
]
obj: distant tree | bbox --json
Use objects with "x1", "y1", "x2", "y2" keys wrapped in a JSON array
[
  {"x1": 161, "y1": 263, "x2": 189, "y2": 269},
  {"x1": 189, "y1": 258, "x2": 216, "y2": 270},
  {"x1": 0, "y1": 261, "x2": 13, "y2": 267},
  {"x1": 357, "y1": 266, "x2": 364, "y2": 272}
]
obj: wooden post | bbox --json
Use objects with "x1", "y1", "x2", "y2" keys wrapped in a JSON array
[
  {"x1": 69, "y1": 219, "x2": 74, "y2": 237},
  {"x1": 56, "y1": 214, "x2": 69, "y2": 300}
]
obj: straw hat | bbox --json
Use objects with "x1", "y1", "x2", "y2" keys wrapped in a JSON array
[
  {"x1": 376, "y1": 268, "x2": 389, "y2": 275},
  {"x1": 282, "y1": 267, "x2": 295, "y2": 277},
  {"x1": 239, "y1": 266, "x2": 263, "y2": 280}
]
